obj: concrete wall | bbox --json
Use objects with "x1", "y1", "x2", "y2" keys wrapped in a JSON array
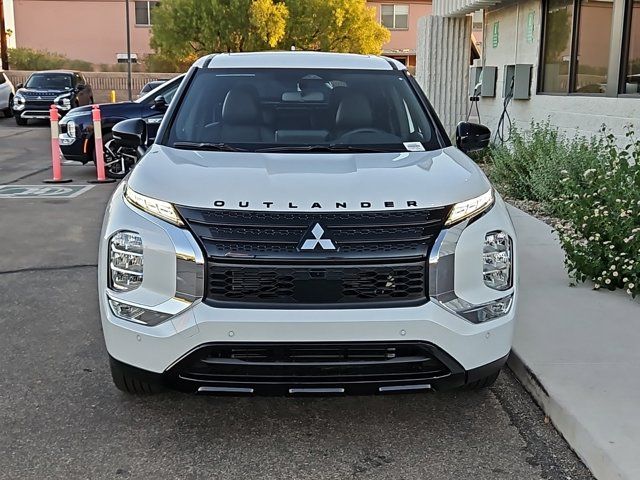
[
  {"x1": 12, "y1": 0, "x2": 153, "y2": 65},
  {"x1": 479, "y1": 0, "x2": 639, "y2": 142}
]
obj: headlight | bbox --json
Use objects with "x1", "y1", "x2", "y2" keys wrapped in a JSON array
[
  {"x1": 54, "y1": 93, "x2": 72, "y2": 110},
  {"x1": 109, "y1": 231, "x2": 143, "y2": 291},
  {"x1": 483, "y1": 231, "x2": 513, "y2": 290},
  {"x1": 13, "y1": 94, "x2": 25, "y2": 110},
  {"x1": 124, "y1": 185, "x2": 184, "y2": 227},
  {"x1": 445, "y1": 189, "x2": 494, "y2": 226},
  {"x1": 67, "y1": 120, "x2": 76, "y2": 138}
]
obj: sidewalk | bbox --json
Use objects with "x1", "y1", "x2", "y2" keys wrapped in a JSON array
[{"x1": 507, "y1": 206, "x2": 640, "y2": 480}]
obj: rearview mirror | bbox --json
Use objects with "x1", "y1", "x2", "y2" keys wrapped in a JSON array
[
  {"x1": 455, "y1": 122, "x2": 491, "y2": 153},
  {"x1": 112, "y1": 118, "x2": 147, "y2": 149},
  {"x1": 152, "y1": 95, "x2": 168, "y2": 112}
]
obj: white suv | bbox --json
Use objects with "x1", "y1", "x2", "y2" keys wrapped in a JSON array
[
  {"x1": 100, "y1": 52, "x2": 517, "y2": 395},
  {"x1": 0, "y1": 72, "x2": 15, "y2": 118}
]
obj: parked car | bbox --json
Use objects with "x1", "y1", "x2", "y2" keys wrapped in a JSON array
[
  {"x1": 12, "y1": 70, "x2": 93, "y2": 126},
  {"x1": 58, "y1": 74, "x2": 184, "y2": 179},
  {"x1": 138, "y1": 80, "x2": 167, "y2": 98},
  {"x1": 0, "y1": 71, "x2": 15, "y2": 117},
  {"x1": 101, "y1": 52, "x2": 517, "y2": 396}
]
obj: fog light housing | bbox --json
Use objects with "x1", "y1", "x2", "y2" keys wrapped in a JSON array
[
  {"x1": 109, "y1": 231, "x2": 143, "y2": 291},
  {"x1": 108, "y1": 298, "x2": 171, "y2": 326},
  {"x1": 483, "y1": 231, "x2": 512, "y2": 291},
  {"x1": 13, "y1": 94, "x2": 25, "y2": 111}
]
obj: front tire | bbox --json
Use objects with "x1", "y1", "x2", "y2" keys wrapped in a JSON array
[
  {"x1": 109, "y1": 357, "x2": 164, "y2": 394},
  {"x1": 15, "y1": 115, "x2": 27, "y2": 126},
  {"x1": 4, "y1": 95, "x2": 14, "y2": 117}
]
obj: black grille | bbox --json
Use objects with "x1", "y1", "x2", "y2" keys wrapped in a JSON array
[
  {"x1": 169, "y1": 342, "x2": 459, "y2": 394},
  {"x1": 175, "y1": 207, "x2": 448, "y2": 308},
  {"x1": 208, "y1": 262, "x2": 426, "y2": 307},
  {"x1": 176, "y1": 207, "x2": 448, "y2": 261}
]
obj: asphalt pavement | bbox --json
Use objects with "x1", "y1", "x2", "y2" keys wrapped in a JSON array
[{"x1": 0, "y1": 116, "x2": 595, "y2": 480}]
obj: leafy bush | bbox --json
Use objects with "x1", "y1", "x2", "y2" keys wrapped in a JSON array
[
  {"x1": 143, "y1": 53, "x2": 193, "y2": 73},
  {"x1": 489, "y1": 121, "x2": 600, "y2": 212},
  {"x1": 487, "y1": 123, "x2": 639, "y2": 298},
  {"x1": 555, "y1": 129, "x2": 639, "y2": 297},
  {"x1": 8, "y1": 47, "x2": 92, "y2": 71}
]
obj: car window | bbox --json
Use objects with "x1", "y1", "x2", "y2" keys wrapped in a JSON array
[
  {"x1": 25, "y1": 73, "x2": 73, "y2": 90},
  {"x1": 0, "y1": 73, "x2": 6, "y2": 85},
  {"x1": 165, "y1": 68, "x2": 439, "y2": 152},
  {"x1": 137, "y1": 77, "x2": 182, "y2": 105}
]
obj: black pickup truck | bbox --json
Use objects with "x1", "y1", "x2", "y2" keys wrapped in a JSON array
[{"x1": 12, "y1": 70, "x2": 93, "y2": 125}]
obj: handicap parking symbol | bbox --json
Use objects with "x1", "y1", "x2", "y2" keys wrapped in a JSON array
[{"x1": 0, "y1": 185, "x2": 95, "y2": 199}]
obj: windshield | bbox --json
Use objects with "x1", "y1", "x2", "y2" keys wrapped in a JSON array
[
  {"x1": 164, "y1": 68, "x2": 440, "y2": 152},
  {"x1": 25, "y1": 73, "x2": 73, "y2": 90}
]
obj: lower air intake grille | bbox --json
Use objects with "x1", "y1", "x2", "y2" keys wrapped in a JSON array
[{"x1": 207, "y1": 261, "x2": 426, "y2": 307}]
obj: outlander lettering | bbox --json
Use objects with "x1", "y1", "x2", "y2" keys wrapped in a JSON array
[{"x1": 99, "y1": 52, "x2": 517, "y2": 395}]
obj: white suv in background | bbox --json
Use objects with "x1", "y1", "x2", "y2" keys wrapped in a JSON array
[
  {"x1": 101, "y1": 52, "x2": 517, "y2": 396},
  {"x1": 0, "y1": 72, "x2": 15, "y2": 118}
]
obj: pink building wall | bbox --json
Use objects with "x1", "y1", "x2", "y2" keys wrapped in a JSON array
[
  {"x1": 12, "y1": 0, "x2": 154, "y2": 66},
  {"x1": 11, "y1": 0, "x2": 433, "y2": 68},
  {"x1": 368, "y1": 0, "x2": 432, "y2": 66}
]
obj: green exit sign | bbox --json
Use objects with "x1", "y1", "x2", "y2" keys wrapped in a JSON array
[{"x1": 492, "y1": 22, "x2": 499, "y2": 48}]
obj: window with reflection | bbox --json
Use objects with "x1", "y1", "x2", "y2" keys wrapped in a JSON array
[
  {"x1": 541, "y1": 0, "x2": 574, "y2": 93},
  {"x1": 623, "y1": 0, "x2": 640, "y2": 94},
  {"x1": 540, "y1": 0, "x2": 614, "y2": 94}
]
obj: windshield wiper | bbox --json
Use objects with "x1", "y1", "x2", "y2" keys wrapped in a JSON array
[
  {"x1": 172, "y1": 141, "x2": 247, "y2": 152},
  {"x1": 255, "y1": 145, "x2": 397, "y2": 153}
]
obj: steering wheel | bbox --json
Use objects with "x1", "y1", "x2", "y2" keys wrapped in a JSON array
[{"x1": 339, "y1": 128, "x2": 389, "y2": 138}]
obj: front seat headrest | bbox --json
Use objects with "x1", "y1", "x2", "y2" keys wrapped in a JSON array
[
  {"x1": 335, "y1": 93, "x2": 373, "y2": 131},
  {"x1": 222, "y1": 87, "x2": 261, "y2": 125}
]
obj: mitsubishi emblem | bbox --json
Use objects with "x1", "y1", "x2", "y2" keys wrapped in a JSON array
[{"x1": 299, "y1": 223, "x2": 337, "y2": 251}]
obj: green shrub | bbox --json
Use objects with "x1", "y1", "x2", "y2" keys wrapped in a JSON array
[
  {"x1": 8, "y1": 47, "x2": 92, "y2": 71},
  {"x1": 487, "y1": 122, "x2": 639, "y2": 298},
  {"x1": 489, "y1": 121, "x2": 601, "y2": 213},
  {"x1": 555, "y1": 129, "x2": 639, "y2": 298}
]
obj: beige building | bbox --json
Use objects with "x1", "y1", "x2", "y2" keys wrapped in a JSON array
[{"x1": 418, "y1": 0, "x2": 640, "y2": 140}]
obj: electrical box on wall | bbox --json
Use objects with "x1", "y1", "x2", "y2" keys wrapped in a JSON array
[
  {"x1": 503, "y1": 64, "x2": 533, "y2": 100},
  {"x1": 480, "y1": 66, "x2": 497, "y2": 98}
]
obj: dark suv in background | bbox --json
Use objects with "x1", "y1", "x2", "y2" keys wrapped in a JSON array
[{"x1": 12, "y1": 70, "x2": 93, "y2": 125}]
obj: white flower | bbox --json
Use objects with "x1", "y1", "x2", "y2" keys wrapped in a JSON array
[
  {"x1": 629, "y1": 283, "x2": 636, "y2": 289},
  {"x1": 605, "y1": 279, "x2": 611, "y2": 284},
  {"x1": 613, "y1": 271, "x2": 619, "y2": 277}
]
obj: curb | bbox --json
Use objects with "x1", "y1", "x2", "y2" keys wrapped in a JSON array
[{"x1": 507, "y1": 352, "x2": 626, "y2": 480}]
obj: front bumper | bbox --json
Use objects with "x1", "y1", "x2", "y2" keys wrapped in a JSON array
[{"x1": 99, "y1": 183, "x2": 518, "y2": 394}]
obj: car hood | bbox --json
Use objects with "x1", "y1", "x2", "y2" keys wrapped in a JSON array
[
  {"x1": 64, "y1": 101, "x2": 141, "y2": 119},
  {"x1": 127, "y1": 145, "x2": 492, "y2": 211},
  {"x1": 17, "y1": 87, "x2": 70, "y2": 97}
]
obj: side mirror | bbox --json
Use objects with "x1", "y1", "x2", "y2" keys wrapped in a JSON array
[
  {"x1": 152, "y1": 95, "x2": 168, "y2": 112},
  {"x1": 16, "y1": 83, "x2": 24, "y2": 89},
  {"x1": 77, "y1": 84, "x2": 86, "y2": 91},
  {"x1": 456, "y1": 122, "x2": 491, "y2": 153},
  {"x1": 112, "y1": 118, "x2": 147, "y2": 149}
]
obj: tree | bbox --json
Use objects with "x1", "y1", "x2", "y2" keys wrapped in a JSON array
[{"x1": 150, "y1": 0, "x2": 389, "y2": 61}]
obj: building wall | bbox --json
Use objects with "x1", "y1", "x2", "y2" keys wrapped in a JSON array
[
  {"x1": 11, "y1": 0, "x2": 153, "y2": 65},
  {"x1": 368, "y1": 0, "x2": 432, "y2": 67},
  {"x1": 478, "y1": 0, "x2": 639, "y2": 142}
]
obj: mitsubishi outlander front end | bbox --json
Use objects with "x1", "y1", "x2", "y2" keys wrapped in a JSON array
[{"x1": 99, "y1": 52, "x2": 517, "y2": 395}]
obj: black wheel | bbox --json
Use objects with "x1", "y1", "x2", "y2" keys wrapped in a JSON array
[
  {"x1": 15, "y1": 115, "x2": 27, "y2": 126},
  {"x1": 462, "y1": 370, "x2": 500, "y2": 390},
  {"x1": 100, "y1": 131, "x2": 139, "y2": 179},
  {"x1": 109, "y1": 357, "x2": 164, "y2": 394},
  {"x1": 4, "y1": 95, "x2": 13, "y2": 117}
]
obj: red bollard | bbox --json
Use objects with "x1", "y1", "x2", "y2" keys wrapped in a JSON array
[
  {"x1": 43, "y1": 104, "x2": 72, "y2": 184},
  {"x1": 89, "y1": 104, "x2": 115, "y2": 184}
]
